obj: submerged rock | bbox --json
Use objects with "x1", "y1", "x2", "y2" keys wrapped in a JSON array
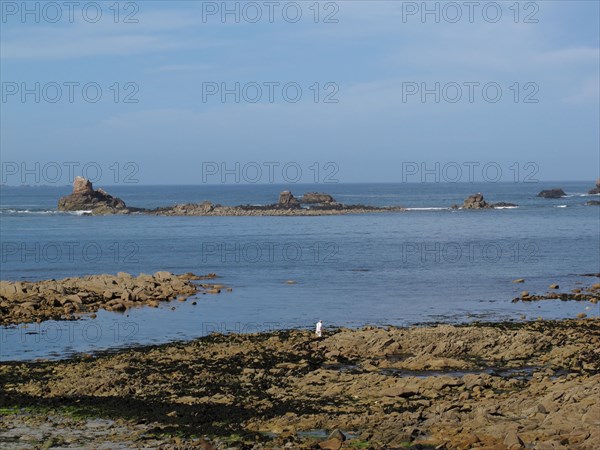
[
  {"x1": 537, "y1": 188, "x2": 566, "y2": 198},
  {"x1": 492, "y1": 201, "x2": 518, "y2": 208},
  {"x1": 58, "y1": 177, "x2": 128, "y2": 214}
]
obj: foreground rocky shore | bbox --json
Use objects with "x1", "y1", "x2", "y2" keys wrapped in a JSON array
[
  {"x1": 0, "y1": 272, "x2": 225, "y2": 326},
  {"x1": 1, "y1": 319, "x2": 599, "y2": 449}
]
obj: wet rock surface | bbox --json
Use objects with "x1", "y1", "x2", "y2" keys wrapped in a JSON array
[
  {"x1": 0, "y1": 272, "x2": 223, "y2": 326},
  {"x1": 1, "y1": 319, "x2": 599, "y2": 449}
]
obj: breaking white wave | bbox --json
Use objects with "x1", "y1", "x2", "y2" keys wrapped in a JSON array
[
  {"x1": 555, "y1": 205, "x2": 568, "y2": 208},
  {"x1": 564, "y1": 193, "x2": 599, "y2": 197},
  {"x1": 0, "y1": 209, "x2": 91, "y2": 216},
  {"x1": 493, "y1": 206, "x2": 519, "y2": 209},
  {"x1": 404, "y1": 207, "x2": 449, "y2": 211}
]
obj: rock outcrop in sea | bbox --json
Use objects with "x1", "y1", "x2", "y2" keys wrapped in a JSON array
[
  {"x1": 58, "y1": 177, "x2": 128, "y2": 214},
  {"x1": 588, "y1": 179, "x2": 600, "y2": 195},
  {"x1": 462, "y1": 193, "x2": 489, "y2": 209},
  {"x1": 278, "y1": 190, "x2": 300, "y2": 208},
  {"x1": 57, "y1": 179, "x2": 530, "y2": 216},
  {"x1": 452, "y1": 193, "x2": 517, "y2": 210},
  {"x1": 57, "y1": 178, "x2": 403, "y2": 216},
  {"x1": 299, "y1": 192, "x2": 336, "y2": 204},
  {"x1": 537, "y1": 188, "x2": 566, "y2": 198},
  {"x1": 0, "y1": 272, "x2": 223, "y2": 325}
]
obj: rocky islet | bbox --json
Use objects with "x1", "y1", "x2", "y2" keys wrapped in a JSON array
[
  {"x1": 57, "y1": 176, "x2": 129, "y2": 214},
  {"x1": 537, "y1": 189, "x2": 567, "y2": 199},
  {"x1": 0, "y1": 272, "x2": 225, "y2": 326},
  {"x1": 56, "y1": 178, "x2": 534, "y2": 216},
  {"x1": 512, "y1": 283, "x2": 600, "y2": 304},
  {"x1": 57, "y1": 178, "x2": 405, "y2": 216},
  {"x1": 453, "y1": 193, "x2": 518, "y2": 210}
]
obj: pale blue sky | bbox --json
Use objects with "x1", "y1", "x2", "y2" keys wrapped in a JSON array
[{"x1": 1, "y1": 1, "x2": 599, "y2": 184}]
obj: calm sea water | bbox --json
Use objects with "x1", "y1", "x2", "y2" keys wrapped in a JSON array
[{"x1": 1, "y1": 182, "x2": 599, "y2": 361}]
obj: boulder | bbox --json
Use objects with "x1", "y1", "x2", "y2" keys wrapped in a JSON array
[
  {"x1": 154, "y1": 271, "x2": 173, "y2": 281},
  {"x1": 588, "y1": 179, "x2": 600, "y2": 195},
  {"x1": 381, "y1": 386, "x2": 419, "y2": 398},
  {"x1": 58, "y1": 177, "x2": 128, "y2": 214},
  {"x1": 73, "y1": 176, "x2": 93, "y2": 195},
  {"x1": 318, "y1": 439, "x2": 342, "y2": 450},
  {"x1": 278, "y1": 191, "x2": 300, "y2": 208},
  {"x1": 462, "y1": 193, "x2": 490, "y2": 209},
  {"x1": 537, "y1": 188, "x2": 566, "y2": 198},
  {"x1": 504, "y1": 431, "x2": 525, "y2": 449},
  {"x1": 328, "y1": 429, "x2": 346, "y2": 442},
  {"x1": 300, "y1": 192, "x2": 336, "y2": 204}
]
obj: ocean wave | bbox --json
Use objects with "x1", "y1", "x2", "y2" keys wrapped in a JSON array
[
  {"x1": 334, "y1": 194, "x2": 401, "y2": 198},
  {"x1": 404, "y1": 207, "x2": 449, "y2": 211},
  {"x1": 555, "y1": 205, "x2": 568, "y2": 208},
  {"x1": 493, "y1": 206, "x2": 519, "y2": 209},
  {"x1": 563, "y1": 193, "x2": 599, "y2": 198}
]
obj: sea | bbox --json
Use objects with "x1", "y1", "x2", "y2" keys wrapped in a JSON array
[{"x1": 1, "y1": 182, "x2": 599, "y2": 361}]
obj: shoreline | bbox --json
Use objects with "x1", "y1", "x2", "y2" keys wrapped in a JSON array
[{"x1": 1, "y1": 318, "x2": 599, "y2": 449}]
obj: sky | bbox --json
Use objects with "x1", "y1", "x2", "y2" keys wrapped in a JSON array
[{"x1": 1, "y1": 0, "x2": 599, "y2": 185}]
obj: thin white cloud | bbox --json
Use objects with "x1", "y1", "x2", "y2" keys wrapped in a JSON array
[
  {"x1": 0, "y1": 9, "x2": 222, "y2": 60},
  {"x1": 563, "y1": 77, "x2": 600, "y2": 104},
  {"x1": 535, "y1": 47, "x2": 599, "y2": 65},
  {"x1": 2, "y1": 33, "x2": 186, "y2": 59},
  {"x1": 148, "y1": 64, "x2": 215, "y2": 73}
]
